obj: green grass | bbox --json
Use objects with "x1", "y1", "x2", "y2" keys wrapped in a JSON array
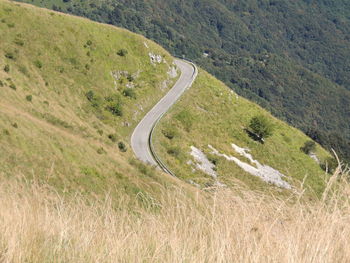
[
  {"x1": 0, "y1": 0, "x2": 179, "y2": 198},
  {"x1": 154, "y1": 70, "x2": 330, "y2": 196}
]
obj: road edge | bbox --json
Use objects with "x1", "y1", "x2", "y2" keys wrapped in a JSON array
[{"x1": 148, "y1": 60, "x2": 198, "y2": 176}]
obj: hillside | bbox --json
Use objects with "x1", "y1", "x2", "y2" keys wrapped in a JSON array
[
  {"x1": 154, "y1": 69, "x2": 330, "y2": 195},
  {"x1": 0, "y1": 0, "x2": 180, "y2": 197},
  {"x1": 0, "y1": 0, "x2": 332, "y2": 197},
  {"x1": 16, "y1": 0, "x2": 350, "y2": 162},
  {"x1": 1, "y1": 1, "x2": 350, "y2": 261}
]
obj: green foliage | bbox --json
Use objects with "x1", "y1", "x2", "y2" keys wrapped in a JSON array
[
  {"x1": 86, "y1": 40, "x2": 92, "y2": 46},
  {"x1": 3, "y1": 64, "x2": 10, "y2": 73},
  {"x1": 14, "y1": 38, "x2": 24, "y2": 46},
  {"x1": 249, "y1": 115, "x2": 274, "y2": 141},
  {"x1": 117, "y1": 49, "x2": 128, "y2": 57},
  {"x1": 118, "y1": 142, "x2": 127, "y2": 152},
  {"x1": 167, "y1": 147, "x2": 180, "y2": 158},
  {"x1": 34, "y1": 60, "x2": 43, "y2": 69},
  {"x1": 97, "y1": 147, "x2": 106, "y2": 155},
  {"x1": 85, "y1": 90, "x2": 95, "y2": 102},
  {"x1": 9, "y1": 83, "x2": 16, "y2": 90},
  {"x1": 25, "y1": 95, "x2": 32, "y2": 102},
  {"x1": 108, "y1": 133, "x2": 117, "y2": 142},
  {"x1": 106, "y1": 102, "x2": 123, "y2": 116},
  {"x1": 5, "y1": 52, "x2": 15, "y2": 60},
  {"x1": 122, "y1": 88, "x2": 136, "y2": 99},
  {"x1": 162, "y1": 127, "x2": 177, "y2": 140},
  {"x1": 300, "y1": 141, "x2": 316, "y2": 155},
  {"x1": 320, "y1": 157, "x2": 338, "y2": 174}
]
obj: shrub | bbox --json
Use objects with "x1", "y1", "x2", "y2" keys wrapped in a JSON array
[
  {"x1": 86, "y1": 40, "x2": 92, "y2": 46},
  {"x1": 106, "y1": 102, "x2": 123, "y2": 116},
  {"x1": 85, "y1": 90, "x2": 95, "y2": 102},
  {"x1": 117, "y1": 49, "x2": 128, "y2": 56},
  {"x1": 0, "y1": 80, "x2": 3, "y2": 87},
  {"x1": 122, "y1": 88, "x2": 136, "y2": 99},
  {"x1": 34, "y1": 60, "x2": 43, "y2": 69},
  {"x1": 300, "y1": 140, "x2": 316, "y2": 154},
  {"x1": 26, "y1": 95, "x2": 33, "y2": 102},
  {"x1": 167, "y1": 147, "x2": 180, "y2": 157},
  {"x1": 9, "y1": 83, "x2": 16, "y2": 90},
  {"x1": 108, "y1": 134, "x2": 117, "y2": 142},
  {"x1": 127, "y1": 74, "x2": 134, "y2": 82},
  {"x1": 97, "y1": 147, "x2": 106, "y2": 155},
  {"x1": 320, "y1": 157, "x2": 338, "y2": 174},
  {"x1": 12, "y1": 122, "x2": 18, "y2": 128},
  {"x1": 5, "y1": 52, "x2": 15, "y2": 60},
  {"x1": 19, "y1": 65, "x2": 29, "y2": 76},
  {"x1": 118, "y1": 142, "x2": 127, "y2": 152},
  {"x1": 4, "y1": 64, "x2": 10, "y2": 72},
  {"x1": 248, "y1": 115, "x2": 274, "y2": 141},
  {"x1": 14, "y1": 38, "x2": 24, "y2": 46},
  {"x1": 162, "y1": 127, "x2": 177, "y2": 140}
]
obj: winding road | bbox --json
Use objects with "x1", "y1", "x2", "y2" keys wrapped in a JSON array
[{"x1": 131, "y1": 59, "x2": 197, "y2": 171}]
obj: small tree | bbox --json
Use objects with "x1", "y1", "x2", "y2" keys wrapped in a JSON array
[
  {"x1": 300, "y1": 140, "x2": 316, "y2": 154},
  {"x1": 249, "y1": 115, "x2": 274, "y2": 141}
]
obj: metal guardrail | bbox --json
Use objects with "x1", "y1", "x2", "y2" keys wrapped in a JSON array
[{"x1": 148, "y1": 60, "x2": 198, "y2": 177}]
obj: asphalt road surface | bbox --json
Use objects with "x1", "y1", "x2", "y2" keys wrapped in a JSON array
[{"x1": 131, "y1": 59, "x2": 197, "y2": 167}]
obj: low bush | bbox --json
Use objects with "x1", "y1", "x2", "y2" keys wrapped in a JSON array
[
  {"x1": 300, "y1": 140, "x2": 316, "y2": 154},
  {"x1": 117, "y1": 49, "x2": 128, "y2": 56},
  {"x1": 9, "y1": 83, "x2": 16, "y2": 90},
  {"x1": 34, "y1": 60, "x2": 43, "y2": 69},
  {"x1": 97, "y1": 147, "x2": 106, "y2": 155},
  {"x1": 14, "y1": 38, "x2": 24, "y2": 46},
  {"x1": 108, "y1": 134, "x2": 117, "y2": 142},
  {"x1": 122, "y1": 88, "x2": 136, "y2": 99},
  {"x1": 320, "y1": 157, "x2": 338, "y2": 174},
  {"x1": 85, "y1": 90, "x2": 95, "y2": 102},
  {"x1": 5, "y1": 52, "x2": 15, "y2": 60},
  {"x1": 4, "y1": 64, "x2": 10, "y2": 72},
  {"x1": 118, "y1": 142, "x2": 127, "y2": 152},
  {"x1": 162, "y1": 127, "x2": 177, "y2": 140},
  {"x1": 25, "y1": 95, "x2": 32, "y2": 102},
  {"x1": 167, "y1": 147, "x2": 180, "y2": 157}
]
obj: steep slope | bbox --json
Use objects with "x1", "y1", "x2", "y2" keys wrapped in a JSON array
[
  {"x1": 153, "y1": 70, "x2": 330, "y2": 195},
  {"x1": 0, "y1": 0, "x2": 180, "y2": 196},
  {"x1": 0, "y1": 0, "x2": 330, "y2": 198},
  {"x1": 15, "y1": 0, "x2": 350, "y2": 162}
]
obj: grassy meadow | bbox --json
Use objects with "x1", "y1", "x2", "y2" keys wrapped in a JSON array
[{"x1": 0, "y1": 0, "x2": 179, "y2": 196}]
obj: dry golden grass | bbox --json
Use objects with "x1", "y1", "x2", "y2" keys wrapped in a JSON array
[{"x1": 0, "y1": 166, "x2": 349, "y2": 262}]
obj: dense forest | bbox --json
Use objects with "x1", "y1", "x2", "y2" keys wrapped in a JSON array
[{"x1": 18, "y1": 0, "x2": 350, "y2": 162}]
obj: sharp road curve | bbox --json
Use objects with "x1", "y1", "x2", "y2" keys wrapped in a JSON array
[{"x1": 131, "y1": 59, "x2": 198, "y2": 171}]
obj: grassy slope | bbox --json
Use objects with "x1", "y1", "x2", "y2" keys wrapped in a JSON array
[
  {"x1": 0, "y1": 0, "x2": 330, "y2": 198},
  {"x1": 154, "y1": 70, "x2": 330, "y2": 195},
  {"x1": 0, "y1": 0, "x2": 179, "y2": 197}
]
